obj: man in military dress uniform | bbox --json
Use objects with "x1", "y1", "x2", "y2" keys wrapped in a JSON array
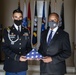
[{"x1": 2, "y1": 9, "x2": 32, "y2": 75}]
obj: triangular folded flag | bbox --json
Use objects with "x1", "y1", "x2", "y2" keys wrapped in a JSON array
[{"x1": 26, "y1": 49, "x2": 43, "y2": 59}]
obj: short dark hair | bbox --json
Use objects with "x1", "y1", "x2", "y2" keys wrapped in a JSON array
[
  {"x1": 49, "y1": 12, "x2": 59, "y2": 19},
  {"x1": 13, "y1": 9, "x2": 23, "y2": 15}
]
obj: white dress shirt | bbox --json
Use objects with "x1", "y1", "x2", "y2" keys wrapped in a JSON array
[
  {"x1": 14, "y1": 23, "x2": 21, "y2": 32},
  {"x1": 47, "y1": 26, "x2": 58, "y2": 42}
]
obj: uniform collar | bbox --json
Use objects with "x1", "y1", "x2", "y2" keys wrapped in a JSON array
[{"x1": 14, "y1": 23, "x2": 21, "y2": 31}]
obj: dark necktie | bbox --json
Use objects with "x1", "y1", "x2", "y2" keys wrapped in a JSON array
[
  {"x1": 47, "y1": 30, "x2": 53, "y2": 45},
  {"x1": 18, "y1": 26, "x2": 20, "y2": 33}
]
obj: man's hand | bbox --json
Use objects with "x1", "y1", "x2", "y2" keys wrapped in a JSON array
[
  {"x1": 19, "y1": 56, "x2": 27, "y2": 62},
  {"x1": 27, "y1": 58, "x2": 33, "y2": 60},
  {"x1": 42, "y1": 56, "x2": 52, "y2": 63}
]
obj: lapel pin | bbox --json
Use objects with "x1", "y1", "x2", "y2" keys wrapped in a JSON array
[
  {"x1": 13, "y1": 28, "x2": 15, "y2": 29},
  {"x1": 56, "y1": 32, "x2": 58, "y2": 34}
]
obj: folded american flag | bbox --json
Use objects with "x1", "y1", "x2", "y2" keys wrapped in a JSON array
[{"x1": 26, "y1": 49, "x2": 43, "y2": 59}]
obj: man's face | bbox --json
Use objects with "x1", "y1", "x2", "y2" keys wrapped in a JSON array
[
  {"x1": 48, "y1": 14, "x2": 59, "y2": 29},
  {"x1": 49, "y1": 14, "x2": 59, "y2": 23},
  {"x1": 12, "y1": 12, "x2": 23, "y2": 20}
]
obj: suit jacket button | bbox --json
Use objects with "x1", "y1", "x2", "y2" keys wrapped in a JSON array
[
  {"x1": 19, "y1": 39, "x2": 21, "y2": 40},
  {"x1": 19, "y1": 52, "x2": 21, "y2": 54},
  {"x1": 19, "y1": 47, "x2": 21, "y2": 49},
  {"x1": 19, "y1": 43, "x2": 21, "y2": 45},
  {"x1": 47, "y1": 50, "x2": 49, "y2": 51}
]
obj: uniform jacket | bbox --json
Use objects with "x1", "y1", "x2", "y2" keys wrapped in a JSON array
[
  {"x1": 2, "y1": 25, "x2": 32, "y2": 72},
  {"x1": 38, "y1": 28, "x2": 71, "y2": 74}
]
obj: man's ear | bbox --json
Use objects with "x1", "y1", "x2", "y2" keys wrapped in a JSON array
[{"x1": 12, "y1": 16, "x2": 14, "y2": 20}]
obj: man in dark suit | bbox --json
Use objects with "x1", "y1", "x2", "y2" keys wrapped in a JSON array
[
  {"x1": 2, "y1": 9, "x2": 32, "y2": 75},
  {"x1": 38, "y1": 12, "x2": 71, "y2": 75}
]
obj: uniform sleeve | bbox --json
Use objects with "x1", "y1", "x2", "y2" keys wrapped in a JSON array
[
  {"x1": 52, "y1": 33, "x2": 71, "y2": 64},
  {"x1": 1, "y1": 29, "x2": 20, "y2": 61}
]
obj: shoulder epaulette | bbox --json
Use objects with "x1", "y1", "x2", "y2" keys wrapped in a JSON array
[{"x1": 6, "y1": 26, "x2": 11, "y2": 32}]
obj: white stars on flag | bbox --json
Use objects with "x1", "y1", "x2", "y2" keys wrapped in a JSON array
[{"x1": 26, "y1": 49, "x2": 43, "y2": 59}]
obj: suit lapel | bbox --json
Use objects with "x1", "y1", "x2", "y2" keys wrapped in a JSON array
[
  {"x1": 10, "y1": 25, "x2": 19, "y2": 35},
  {"x1": 42, "y1": 29, "x2": 49, "y2": 46},
  {"x1": 10, "y1": 25, "x2": 25, "y2": 36},
  {"x1": 20, "y1": 26, "x2": 25, "y2": 36},
  {"x1": 48, "y1": 28, "x2": 60, "y2": 46}
]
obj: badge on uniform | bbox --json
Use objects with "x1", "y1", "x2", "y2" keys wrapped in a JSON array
[
  {"x1": 8, "y1": 32, "x2": 19, "y2": 45},
  {"x1": 10, "y1": 33, "x2": 16, "y2": 39},
  {"x1": 23, "y1": 32, "x2": 28, "y2": 36},
  {"x1": 2, "y1": 38, "x2": 5, "y2": 43},
  {"x1": 23, "y1": 32, "x2": 29, "y2": 40}
]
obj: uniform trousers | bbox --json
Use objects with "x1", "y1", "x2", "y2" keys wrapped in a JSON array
[
  {"x1": 40, "y1": 73, "x2": 64, "y2": 75},
  {"x1": 6, "y1": 71, "x2": 26, "y2": 75}
]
